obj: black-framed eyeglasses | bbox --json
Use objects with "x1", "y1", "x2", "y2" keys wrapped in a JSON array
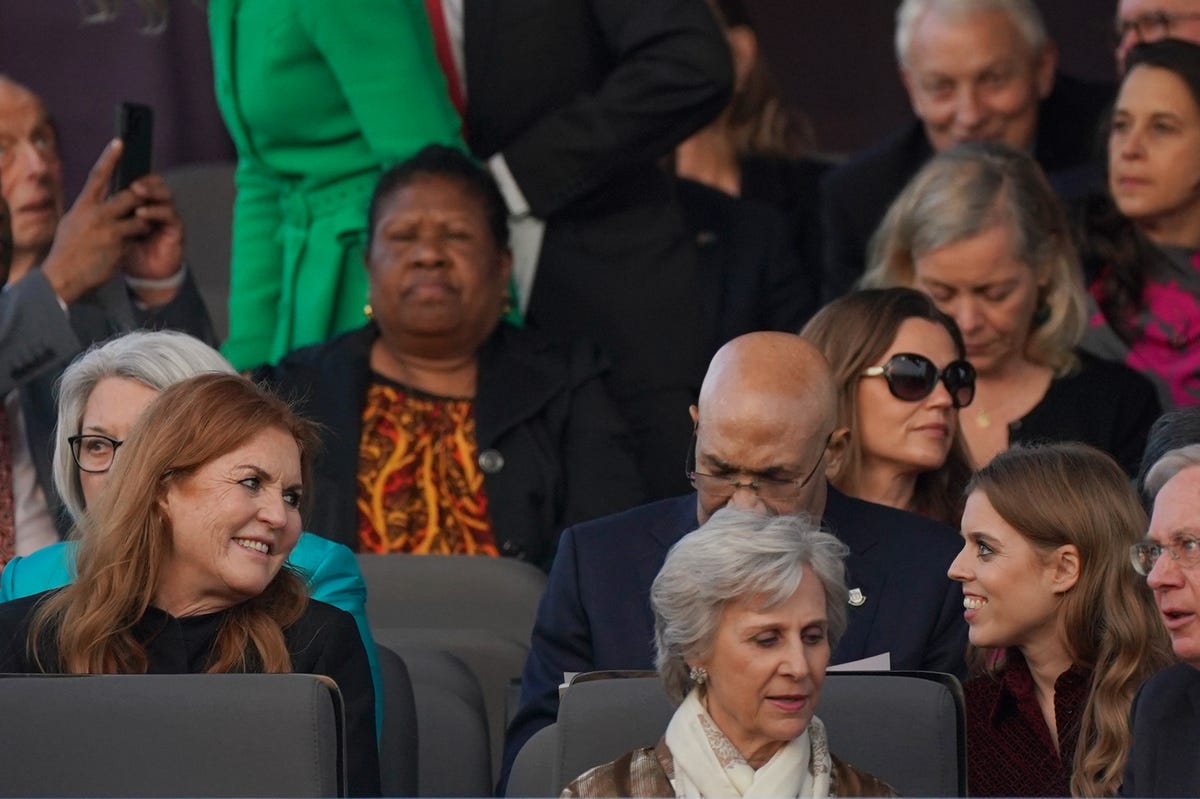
[
  {"x1": 861, "y1": 353, "x2": 976, "y2": 409},
  {"x1": 1115, "y1": 10, "x2": 1200, "y2": 45},
  {"x1": 67, "y1": 434, "x2": 124, "y2": 474},
  {"x1": 685, "y1": 432, "x2": 832, "y2": 502},
  {"x1": 1131, "y1": 536, "x2": 1200, "y2": 576}
]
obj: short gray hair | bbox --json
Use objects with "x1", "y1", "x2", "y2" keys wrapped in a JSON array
[
  {"x1": 53, "y1": 331, "x2": 235, "y2": 524},
  {"x1": 895, "y1": 0, "x2": 1048, "y2": 68},
  {"x1": 1145, "y1": 444, "x2": 1200, "y2": 502},
  {"x1": 651, "y1": 508, "x2": 850, "y2": 704}
]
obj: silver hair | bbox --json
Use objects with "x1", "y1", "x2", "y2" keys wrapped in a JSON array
[
  {"x1": 894, "y1": 0, "x2": 1049, "y2": 68},
  {"x1": 1145, "y1": 444, "x2": 1200, "y2": 501},
  {"x1": 52, "y1": 330, "x2": 235, "y2": 524},
  {"x1": 862, "y1": 140, "x2": 1087, "y2": 377},
  {"x1": 651, "y1": 508, "x2": 850, "y2": 704}
]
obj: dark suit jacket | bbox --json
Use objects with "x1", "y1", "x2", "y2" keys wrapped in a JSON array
[
  {"x1": 500, "y1": 487, "x2": 968, "y2": 788},
  {"x1": 1120, "y1": 663, "x2": 1200, "y2": 797},
  {"x1": 256, "y1": 323, "x2": 646, "y2": 569},
  {"x1": 675, "y1": 177, "x2": 817, "y2": 358},
  {"x1": 820, "y1": 73, "x2": 1113, "y2": 301},
  {"x1": 9, "y1": 269, "x2": 215, "y2": 537},
  {"x1": 461, "y1": 0, "x2": 732, "y2": 397}
]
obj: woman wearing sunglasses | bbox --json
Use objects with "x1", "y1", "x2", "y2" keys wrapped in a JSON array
[
  {"x1": 864, "y1": 141, "x2": 1161, "y2": 475},
  {"x1": 802, "y1": 288, "x2": 974, "y2": 526}
]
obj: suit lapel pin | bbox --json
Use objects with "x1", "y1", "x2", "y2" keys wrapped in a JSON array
[{"x1": 848, "y1": 588, "x2": 866, "y2": 607}]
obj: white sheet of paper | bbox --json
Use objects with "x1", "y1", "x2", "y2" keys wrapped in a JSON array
[{"x1": 828, "y1": 652, "x2": 891, "y2": 672}]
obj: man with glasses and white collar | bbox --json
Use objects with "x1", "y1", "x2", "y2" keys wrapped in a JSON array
[
  {"x1": 498, "y1": 331, "x2": 967, "y2": 791},
  {"x1": 1116, "y1": 0, "x2": 1200, "y2": 72},
  {"x1": 1123, "y1": 442, "x2": 1200, "y2": 796}
]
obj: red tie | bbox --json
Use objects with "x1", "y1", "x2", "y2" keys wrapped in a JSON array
[
  {"x1": 0, "y1": 405, "x2": 15, "y2": 566},
  {"x1": 424, "y1": 0, "x2": 467, "y2": 126}
]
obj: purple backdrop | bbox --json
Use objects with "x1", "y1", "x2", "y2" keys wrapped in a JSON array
[{"x1": 0, "y1": 0, "x2": 1114, "y2": 192}]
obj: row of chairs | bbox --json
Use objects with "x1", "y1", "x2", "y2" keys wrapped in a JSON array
[{"x1": 0, "y1": 667, "x2": 966, "y2": 797}]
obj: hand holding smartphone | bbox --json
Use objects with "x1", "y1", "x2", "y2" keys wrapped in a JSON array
[{"x1": 110, "y1": 101, "x2": 154, "y2": 195}]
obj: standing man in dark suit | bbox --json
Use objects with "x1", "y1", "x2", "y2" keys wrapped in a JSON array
[
  {"x1": 499, "y1": 331, "x2": 968, "y2": 789},
  {"x1": 1122, "y1": 445, "x2": 1200, "y2": 796},
  {"x1": 430, "y1": 0, "x2": 732, "y2": 498},
  {"x1": 820, "y1": 0, "x2": 1111, "y2": 301},
  {"x1": 0, "y1": 76, "x2": 213, "y2": 557}
]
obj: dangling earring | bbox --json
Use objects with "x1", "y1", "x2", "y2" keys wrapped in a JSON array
[
  {"x1": 364, "y1": 303, "x2": 374, "y2": 321},
  {"x1": 689, "y1": 666, "x2": 708, "y2": 685}
]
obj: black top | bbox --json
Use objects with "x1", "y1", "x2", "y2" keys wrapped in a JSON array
[
  {"x1": 1009, "y1": 350, "x2": 1162, "y2": 476},
  {"x1": 741, "y1": 154, "x2": 832, "y2": 296},
  {"x1": 0, "y1": 590, "x2": 380, "y2": 797}
]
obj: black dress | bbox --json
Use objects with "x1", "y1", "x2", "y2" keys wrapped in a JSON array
[{"x1": 0, "y1": 590, "x2": 381, "y2": 797}]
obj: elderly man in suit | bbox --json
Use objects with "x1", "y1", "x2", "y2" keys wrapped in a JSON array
[
  {"x1": 820, "y1": 0, "x2": 1111, "y2": 301},
  {"x1": 0, "y1": 76, "x2": 212, "y2": 561},
  {"x1": 1122, "y1": 443, "x2": 1200, "y2": 796},
  {"x1": 499, "y1": 331, "x2": 968, "y2": 790}
]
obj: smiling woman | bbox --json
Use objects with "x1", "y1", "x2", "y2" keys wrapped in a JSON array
[
  {"x1": 0, "y1": 373, "x2": 381, "y2": 797},
  {"x1": 562, "y1": 509, "x2": 894, "y2": 798},
  {"x1": 948, "y1": 443, "x2": 1170, "y2": 797}
]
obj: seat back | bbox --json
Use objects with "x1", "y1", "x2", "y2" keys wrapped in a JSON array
[
  {"x1": 162, "y1": 161, "x2": 236, "y2": 341},
  {"x1": 381, "y1": 643, "x2": 492, "y2": 798},
  {"x1": 355, "y1": 554, "x2": 547, "y2": 645},
  {"x1": 521, "y1": 670, "x2": 966, "y2": 798},
  {"x1": 0, "y1": 673, "x2": 344, "y2": 798},
  {"x1": 374, "y1": 644, "x2": 419, "y2": 798}
]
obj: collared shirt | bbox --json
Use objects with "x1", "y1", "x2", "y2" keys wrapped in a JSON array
[
  {"x1": 964, "y1": 648, "x2": 1091, "y2": 797},
  {"x1": 5, "y1": 391, "x2": 58, "y2": 557}
]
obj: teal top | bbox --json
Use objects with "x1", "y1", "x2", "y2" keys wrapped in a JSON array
[{"x1": 0, "y1": 532, "x2": 382, "y2": 735}]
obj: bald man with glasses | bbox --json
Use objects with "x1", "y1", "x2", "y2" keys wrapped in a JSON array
[{"x1": 499, "y1": 331, "x2": 967, "y2": 791}]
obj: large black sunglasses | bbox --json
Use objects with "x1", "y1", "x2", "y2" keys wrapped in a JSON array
[{"x1": 861, "y1": 353, "x2": 975, "y2": 409}]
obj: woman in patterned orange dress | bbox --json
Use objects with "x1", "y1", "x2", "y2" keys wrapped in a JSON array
[{"x1": 258, "y1": 145, "x2": 645, "y2": 569}]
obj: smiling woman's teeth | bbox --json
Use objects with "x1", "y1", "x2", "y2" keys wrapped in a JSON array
[
  {"x1": 235, "y1": 539, "x2": 269, "y2": 554},
  {"x1": 964, "y1": 596, "x2": 986, "y2": 610}
]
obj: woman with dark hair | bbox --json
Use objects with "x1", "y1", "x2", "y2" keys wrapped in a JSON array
[
  {"x1": 257, "y1": 145, "x2": 644, "y2": 568},
  {"x1": 949, "y1": 443, "x2": 1171, "y2": 797},
  {"x1": 1081, "y1": 38, "x2": 1200, "y2": 407},
  {"x1": 0, "y1": 374, "x2": 380, "y2": 796},
  {"x1": 801, "y1": 288, "x2": 974, "y2": 525}
]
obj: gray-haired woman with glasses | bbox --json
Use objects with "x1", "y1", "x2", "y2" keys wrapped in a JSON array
[{"x1": 1124, "y1": 442, "x2": 1200, "y2": 796}]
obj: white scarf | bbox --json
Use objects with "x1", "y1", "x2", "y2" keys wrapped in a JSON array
[{"x1": 663, "y1": 688, "x2": 832, "y2": 798}]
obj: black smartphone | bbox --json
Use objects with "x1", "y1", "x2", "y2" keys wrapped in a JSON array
[{"x1": 110, "y1": 102, "x2": 153, "y2": 194}]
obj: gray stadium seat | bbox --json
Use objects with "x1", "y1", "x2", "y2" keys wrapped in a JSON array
[
  {"x1": 0, "y1": 672, "x2": 344, "y2": 797},
  {"x1": 374, "y1": 644, "x2": 419, "y2": 797},
  {"x1": 509, "y1": 669, "x2": 967, "y2": 798}
]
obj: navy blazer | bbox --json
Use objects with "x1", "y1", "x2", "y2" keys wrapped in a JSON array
[
  {"x1": 499, "y1": 487, "x2": 968, "y2": 788},
  {"x1": 1120, "y1": 663, "x2": 1200, "y2": 797}
]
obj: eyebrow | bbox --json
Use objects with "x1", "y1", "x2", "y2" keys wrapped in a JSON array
[{"x1": 701, "y1": 454, "x2": 795, "y2": 478}]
